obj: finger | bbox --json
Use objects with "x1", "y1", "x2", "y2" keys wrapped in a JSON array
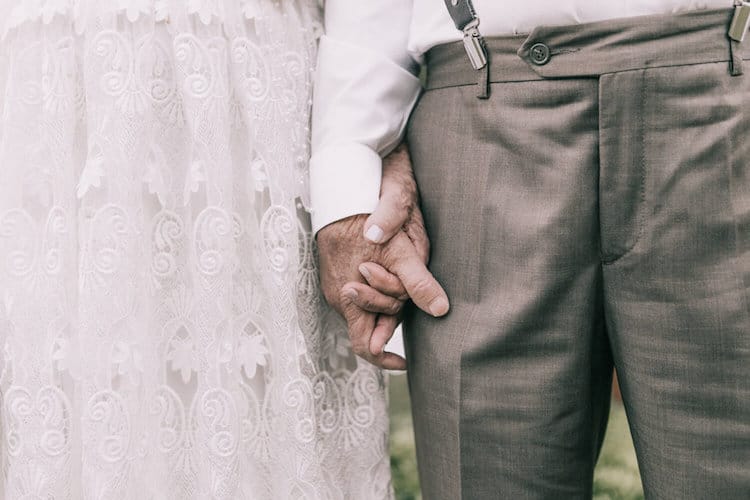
[
  {"x1": 372, "y1": 350, "x2": 407, "y2": 371},
  {"x1": 342, "y1": 282, "x2": 404, "y2": 315},
  {"x1": 341, "y1": 299, "x2": 406, "y2": 370},
  {"x1": 364, "y1": 148, "x2": 416, "y2": 244},
  {"x1": 358, "y1": 262, "x2": 408, "y2": 300},
  {"x1": 404, "y1": 207, "x2": 430, "y2": 263},
  {"x1": 340, "y1": 293, "x2": 377, "y2": 359},
  {"x1": 386, "y1": 235, "x2": 450, "y2": 318},
  {"x1": 364, "y1": 188, "x2": 411, "y2": 244},
  {"x1": 369, "y1": 314, "x2": 400, "y2": 357}
]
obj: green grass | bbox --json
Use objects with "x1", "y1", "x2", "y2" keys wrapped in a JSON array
[
  {"x1": 389, "y1": 374, "x2": 422, "y2": 500},
  {"x1": 592, "y1": 401, "x2": 643, "y2": 500},
  {"x1": 389, "y1": 374, "x2": 644, "y2": 500}
]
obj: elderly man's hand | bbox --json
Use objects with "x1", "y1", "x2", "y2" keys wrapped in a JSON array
[{"x1": 317, "y1": 144, "x2": 449, "y2": 370}]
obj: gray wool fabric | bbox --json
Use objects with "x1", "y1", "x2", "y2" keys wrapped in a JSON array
[{"x1": 403, "y1": 8, "x2": 750, "y2": 500}]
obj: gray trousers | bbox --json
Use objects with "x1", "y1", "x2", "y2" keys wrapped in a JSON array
[{"x1": 404, "y1": 8, "x2": 750, "y2": 500}]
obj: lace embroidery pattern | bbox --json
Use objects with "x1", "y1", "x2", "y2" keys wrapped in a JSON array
[{"x1": 0, "y1": 1, "x2": 392, "y2": 498}]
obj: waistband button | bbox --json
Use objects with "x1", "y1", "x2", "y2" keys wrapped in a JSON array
[{"x1": 529, "y1": 43, "x2": 551, "y2": 65}]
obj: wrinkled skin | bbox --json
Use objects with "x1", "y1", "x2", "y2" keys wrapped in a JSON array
[{"x1": 317, "y1": 143, "x2": 449, "y2": 370}]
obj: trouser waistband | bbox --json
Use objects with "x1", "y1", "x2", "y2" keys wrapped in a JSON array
[{"x1": 425, "y1": 8, "x2": 749, "y2": 91}]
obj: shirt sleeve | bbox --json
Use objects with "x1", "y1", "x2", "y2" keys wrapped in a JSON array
[{"x1": 309, "y1": 0, "x2": 421, "y2": 234}]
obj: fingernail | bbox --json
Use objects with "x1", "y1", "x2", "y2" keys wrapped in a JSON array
[
  {"x1": 343, "y1": 288, "x2": 358, "y2": 300},
  {"x1": 428, "y1": 297, "x2": 449, "y2": 317},
  {"x1": 358, "y1": 264, "x2": 372, "y2": 280},
  {"x1": 364, "y1": 225, "x2": 384, "y2": 244}
]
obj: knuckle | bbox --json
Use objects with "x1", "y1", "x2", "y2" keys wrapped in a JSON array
[
  {"x1": 397, "y1": 190, "x2": 415, "y2": 214},
  {"x1": 379, "y1": 247, "x2": 397, "y2": 268},
  {"x1": 381, "y1": 238, "x2": 408, "y2": 266},
  {"x1": 388, "y1": 301, "x2": 404, "y2": 315},
  {"x1": 416, "y1": 244, "x2": 430, "y2": 264},
  {"x1": 361, "y1": 297, "x2": 376, "y2": 310},
  {"x1": 411, "y1": 277, "x2": 437, "y2": 299},
  {"x1": 336, "y1": 290, "x2": 351, "y2": 309},
  {"x1": 351, "y1": 291, "x2": 372, "y2": 309}
]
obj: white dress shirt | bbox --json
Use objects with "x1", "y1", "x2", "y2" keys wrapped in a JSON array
[{"x1": 310, "y1": 0, "x2": 733, "y2": 234}]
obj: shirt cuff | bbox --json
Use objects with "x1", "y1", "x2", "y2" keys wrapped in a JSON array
[{"x1": 310, "y1": 143, "x2": 382, "y2": 235}]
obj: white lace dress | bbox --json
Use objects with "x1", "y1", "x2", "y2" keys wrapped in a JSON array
[{"x1": 0, "y1": 1, "x2": 393, "y2": 498}]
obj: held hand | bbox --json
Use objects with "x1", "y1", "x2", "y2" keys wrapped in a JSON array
[
  {"x1": 363, "y1": 143, "x2": 420, "y2": 245},
  {"x1": 353, "y1": 142, "x2": 449, "y2": 355},
  {"x1": 317, "y1": 143, "x2": 449, "y2": 369},
  {"x1": 318, "y1": 214, "x2": 408, "y2": 369},
  {"x1": 318, "y1": 216, "x2": 448, "y2": 369},
  {"x1": 344, "y1": 225, "x2": 450, "y2": 356}
]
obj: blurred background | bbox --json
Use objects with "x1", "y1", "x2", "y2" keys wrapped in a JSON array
[{"x1": 385, "y1": 332, "x2": 644, "y2": 500}]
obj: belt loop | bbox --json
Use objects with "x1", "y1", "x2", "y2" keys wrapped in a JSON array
[
  {"x1": 730, "y1": 38, "x2": 744, "y2": 76},
  {"x1": 477, "y1": 48, "x2": 490, "y2": 99}
]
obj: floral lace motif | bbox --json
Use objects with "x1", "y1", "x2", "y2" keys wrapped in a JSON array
[{"x1": 0, "y1": 1, "x2": 392, "y2": 498}]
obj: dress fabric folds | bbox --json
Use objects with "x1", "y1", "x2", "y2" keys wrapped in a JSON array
[{"x1": 0, "y1": 1, "x2": 392, "y2": 498}]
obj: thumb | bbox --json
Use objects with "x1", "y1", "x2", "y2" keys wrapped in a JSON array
[
  {"x1": 364, "y1": 190, "x2": 411, "y2": 245},
  {"x1": 364, "y1": 154, "x2": 418, "y2": 245},
  {"x1": 385, "y1": 234, "x2": 450, "y2": 318}
]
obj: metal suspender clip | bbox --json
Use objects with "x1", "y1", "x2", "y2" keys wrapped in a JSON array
[
  {"x1": 444, "y1": 0, "x2": 490, "y2": 96},
  {"x1": 462, "y1": 18, "x2": 488, "y2": 70},
  {"x1": 729, "y1": 0, "x2": 750, "y2": 42}
]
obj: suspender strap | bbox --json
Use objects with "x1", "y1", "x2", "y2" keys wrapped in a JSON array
[
  {"x1": 443, "y1": 0, "x2": 477, "y2": 31},
  {"x1": 443, "y1": 0, "x2": 490, "y2": 97},
  {"x1": 443, "y1": 0, "x2": 487, "y2": 70}
]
